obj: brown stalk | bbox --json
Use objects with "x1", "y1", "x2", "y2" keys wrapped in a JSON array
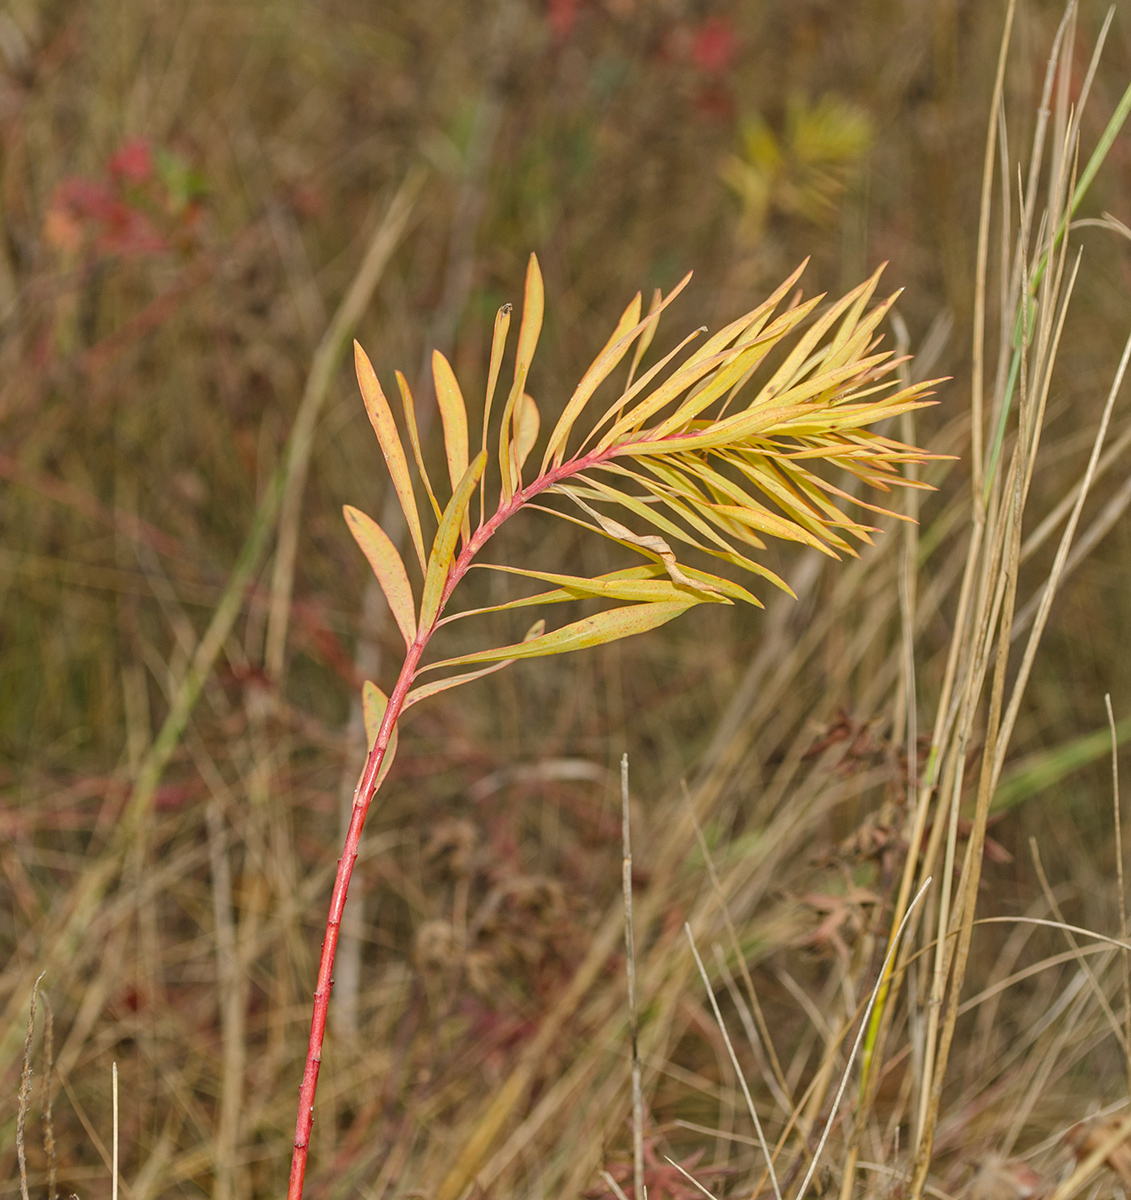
[
  {"x1": 620, "y1": 754, "x2": 645, "y2": 1200},
  {"x1": 264, "y1": 166, "x2": 425, "y2": 683},
  {"x1": 1109, "y1": 693, "x2": 1131, "y2": 1100}
]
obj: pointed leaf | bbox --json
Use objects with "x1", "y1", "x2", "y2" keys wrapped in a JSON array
[
  {"x1": 478, "y1": 562, "x2": 730, "y2": 604},
  {"x1": 559, "y1": 490, "x2": 727, "y2": 595},
  {"x1": 396, "y1": 371, "x2": 442, "y2": 521},
  {"x1": 343, "y1": 506, "x2": 418, "y2": 647},
  {"x1": 404, "y1": 619, "x2": 544, "y2": 708},
  {"x1": 751, "y1": 280, "x2": 882, "y2": 403},
  {"x1": 483, "y1": 304, "x2": 512, "y2": 453},
  {"x1": 541, "y1": 288, "x2": 645, "y2": 468},
  {"x1": 590, "y1": 328, "x2": 708, "y2": 453},
  {"x1": 623, "y1": 400, "x2": 817, "y2": 455},
  {"x1": 421, "y1": 600, "x2": 698, "y2": 673},
  {"x1": 419, "y1": 450, "x2": 488, "y2": 630},
  {"x1": 543, "y1": 276, "x2": 696, "y2": 470},
  {"x1": 514, "y1": 392, "x2": 541, "y2": 473},
  {"x1": 439, "y1": 567, "x2": 664, "y2": 624},
  {"x1": 625, "y1": 287, "x2": 663, "y2": 391},
  {"x1": 515, "y1": 253, "x2": 544, "y2": 387},
  {"x1": 432, "y1": 350, "x2": 470, "y2": 494},
  {"x1": 404, "y1": 660, "x2": 515, "y2": 708},
  {"x1": 603, "y1": 263, "x2": 812, "y2": 443},
  {"x1": 481, "y1": 304, "x2": 512, "y2": 523},
  {"x1": 362, "y1": 680, "x2": 399, "y2": 790},
  {"x1": 499, "y1": 255, "x2": 545, "y2": 503},
  {"x1": 433, "y1": 349, "x2": 471, "y2": 543},
  {"x1": 355, "y1": 342, "x2": 427, "y2": 571},
  {"x1": 599, "y1": 299, "x2": 821, "y2": 451},
  {"x1": 818, "y1": 265, "x2": 886, "y2": 370}
]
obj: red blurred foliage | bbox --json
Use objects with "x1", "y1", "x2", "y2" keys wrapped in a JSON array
[
  {"x1": 690, "y1": 15, "x2": 737, "y2": 74},
  {"x1": 108, "y1": 137, "x2": 154, "y2": 184},
  {"x1": 46, "y1": 172, "x2": 165, "y2": 257},
  {"x1": 43, "y1": 137, "x2": 203, "y2": 260},
  {"x1": 546, "y1": 0, "x2": 582, "y2": 39}
]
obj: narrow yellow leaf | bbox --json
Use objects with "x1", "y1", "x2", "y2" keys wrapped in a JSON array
[
  {"x1": 623, "y1": 401, "x2": 810, "y2": 455},
  {"x1": 479, "y1": 562, "x2": 730, "y2": 604},
  {"x1": 625, "y1": 287, "x2": 663, "y2": 391},
  {"x1": 514, "y1": 392, "x2": 540, "y2": 474},
  {"x1": 498, "y1": 256, "x2": 545, "y2": 503},
  {"x1": 420, "y1": 600, "x2": 698, "y2": 674},
  {"x1": 404, "y1": 619, "x2": 544, "y2": 708},
  {"x1": 751, "y1": 281, "x2": 881, "y2": 403},
  {"x1": 643, "y1": 264, "x2": 814, "y2": 436},
  {"x1": 362, "y1": 680, "x2": 399, "y2": 789},
  {"x1": 541, "y1": 288, "x2": 644, "y2": 468},
  {"x1": 559, "y1": 490, "x2": 726, "y2": 596},
  {"x1": 515, "y1": 253, "x2": 545, "y2": 387},
  {"x1": 483, "y1": 305, "x2": 513, "y2": 450},
  {"x1": 396, "y1": 371, "x2": 442, "y2": 521},
  {"x1": 343, "y1": 505, "x2": 418, "y2": 648},
  {"x1": 419, "y1": 450, "x2": 488, "y2": 630},
  {"x1": 432, "y1": 351, "x2": 470, "y2": 493},
  {"x1": 354, "y1": 342, "x2": 427, "y2": 572},
  {"x1": 590, "y1": 328, "x2": 708, "y2": 453},
  {"x1": 645, "y1": 328, "x2": 782, "y2": 440},
  {"x1": 404, "y1": 660, "x2": 514, "y2": 708},
  {"x1": 597, "y1": 299, "x2": 820, "y2": 451},
  {"x1": 542, "y1": 275, "x2": 698, "y2": 471},
  {"x1": 819, "y1": 264, "x2": 886, "y2": 369},
  {"x1": 707, "y1": 502, "x2": 835, "y2": 552},
  {"x1": 438, "y1": 567, "x2": 663, "y2": 624},
  {"x1": 481, "y1": 304, "x2": 512, "y2": 523}
]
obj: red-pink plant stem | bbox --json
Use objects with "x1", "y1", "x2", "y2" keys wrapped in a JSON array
[
  {"x1": 287, "y1": 638, "x2": 423, "y2": 1200},
  {"x1": 287, "y1": 445, "x2": 617, "y2": 1198}
]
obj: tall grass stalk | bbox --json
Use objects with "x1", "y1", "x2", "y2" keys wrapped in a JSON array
[{"x1": 821, "y1": 5, "x2": 1131, "y2": 1195}]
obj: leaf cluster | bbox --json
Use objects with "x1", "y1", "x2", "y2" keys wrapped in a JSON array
[{"x1": 346, "y1": 254, "x2": 940, "y2": 741}]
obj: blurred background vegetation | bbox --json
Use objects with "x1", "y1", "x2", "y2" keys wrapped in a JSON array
[{"x1": 3, "y1": 1, "x2": 1131, "y2": 1197}]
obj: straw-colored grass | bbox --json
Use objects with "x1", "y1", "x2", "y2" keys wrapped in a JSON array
[{"x1": 5, "y1": 2, "x2": 1131, "y2": 1199}]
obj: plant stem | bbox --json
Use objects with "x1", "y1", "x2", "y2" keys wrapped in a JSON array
[
  {"x1": 287, "y1": 637, "x2": 424, "y2": 1200},
  {"x1": 285, "y1": 443, "x2": 617, "y2": 1196}
]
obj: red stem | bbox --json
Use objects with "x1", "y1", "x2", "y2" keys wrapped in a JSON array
[
  {"x1": 286, "y1": 637, "x2": 423, "y2": 1200},
  {"x1": 286, "y1": 446, "x2": 619, "y2": 1197}
]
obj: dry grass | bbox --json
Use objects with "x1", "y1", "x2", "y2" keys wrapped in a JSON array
[{"x1": 4, "y1": 1, "x2": 1131, "y2": 1198}]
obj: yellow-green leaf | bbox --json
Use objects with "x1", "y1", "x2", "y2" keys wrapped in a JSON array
[
  {"x1": 623, "y1": 401, "x2": 813, "y2": 455},
  {"x1": 362, "y1": 680, "x2": 399, "y2": 790},
  {"x1": 396, "y1": 370, "x2": 442, "y2": 521},
  {"x1": 421, "y1": 600, "x2": 698, "y2": 673},
  {"x1": 541, "y1": 289, "x2": 644, "y2": 468},
  {"x1": 543, "y1": 276, "x2": 698, "y2": 470},
  {"x1": 480, "y1": 562, "x2": 730, "y2": 604},
  {"x1": 343, "y1": 505, "x2": 418, "y2": 648},
  {"x1": 438, "y1": 567, "x2": 663, "y2": 624},
  {"x1": 515, "y1": 253, "x2": 544, "y2": 387},
  {"x1": 598, "y1": 306, "x2": 816, "y2": 452},
  {"x1": 354, "y1": 342, "x2": 427, "y2": 572},
  {"x1": 432, "y1": 350, "x2": 470, "y2": 495},
  {"x1": 481, "y1": 304, "x2": 512, "y2": 524},
  {"x1": 626, "y1": 286, "x2": 663, "y2": 390},
  {"x1": 419, "y1": 450, "x2": 488, "y2": 630},
  {"x1": 404, "y1": 619, "x2": 544, "y2": 708},
  {"x1": 498, "y1": 256, "x2": 545, "y2": 503},
  {"x1": 514, "y1": 392, "x2": 540, "y2": 474}
]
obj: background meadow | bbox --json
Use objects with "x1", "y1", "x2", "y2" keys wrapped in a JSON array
[{"x1": 4, "y1": 1, "x2": 1131, "y2": 1197}]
